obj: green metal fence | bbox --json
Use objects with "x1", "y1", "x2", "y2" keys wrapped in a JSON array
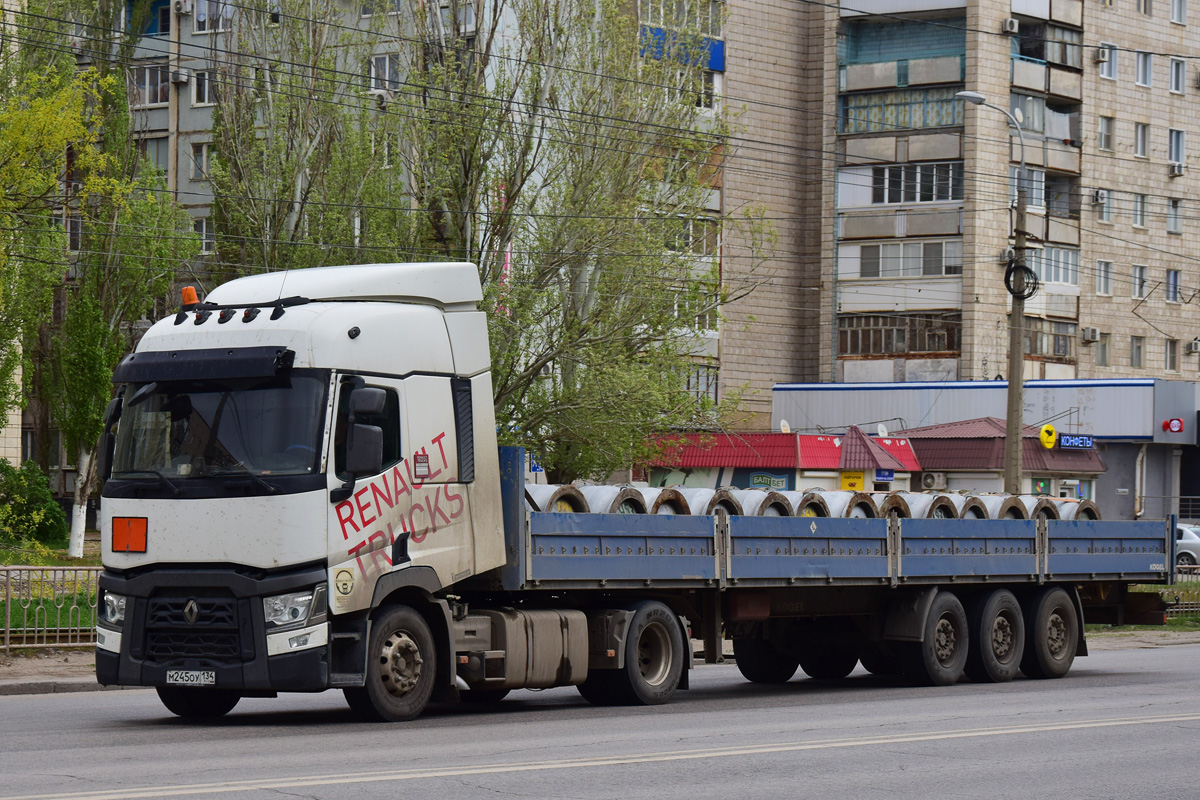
[{"x1": 1, "y1": 567, "x2": 101, "y2": 651}]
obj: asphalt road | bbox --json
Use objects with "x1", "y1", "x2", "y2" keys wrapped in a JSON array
[{"x1": 2, "y1": 646, "x2": 1197, "y2": 800}]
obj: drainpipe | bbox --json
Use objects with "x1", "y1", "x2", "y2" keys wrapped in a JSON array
[{"x1": 1134, "y1": 443, "x2": 1146, "y2": 519}]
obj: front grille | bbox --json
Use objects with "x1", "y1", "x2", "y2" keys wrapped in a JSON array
[
  {"x1": 143, "y1": 595, "x2": 244, "y2": 664},
  {"x1": 147, "y1": 597, "x2": 237, "y2": 627},
  {"x1": 147, "y1": 631, "x2": 241, "y2": 661}
]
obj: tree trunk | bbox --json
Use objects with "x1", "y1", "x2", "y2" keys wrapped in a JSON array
[{"x1": 67, "y1": 447, "x2": 94, "y2": 559}]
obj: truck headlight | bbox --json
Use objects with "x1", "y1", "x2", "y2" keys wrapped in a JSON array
[
  {"x1": 263, "y1": 584, "x2": 327, "y2": 631},
  {"x1": 100, "y1": 591, "x2": 127, "y2": 628}
]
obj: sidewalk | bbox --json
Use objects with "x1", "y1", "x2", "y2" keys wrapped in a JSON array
[{"x1": 4, "y1": 630, "x2": 1200, "y2": 696}]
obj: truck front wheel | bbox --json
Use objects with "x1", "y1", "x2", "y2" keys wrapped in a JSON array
[
  {"x1": 344, "y1": 605, "x2": 436, "y2": 721},
  {"x1": 156, "y1": 687, "x2": 240, "y2": 719}
]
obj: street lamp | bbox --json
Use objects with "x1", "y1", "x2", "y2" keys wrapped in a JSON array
[{"x1": 957, "y1": 90, "x2": 1032, "y2": 496}]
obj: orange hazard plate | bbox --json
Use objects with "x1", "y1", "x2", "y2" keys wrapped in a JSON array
[{"x1": 112, "y1": 517, "x2": 148, "y2": 553}]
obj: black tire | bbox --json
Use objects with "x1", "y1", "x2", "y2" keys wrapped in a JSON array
[
  {"x1": 156, "y1": 687, "x2": 240, "y2": 719},
  {"x1": 460, "y1": 688, "x2": 511, "y2": 704},
  {"x1": 1177, "y1": 552, "x2": 1197, "y2": 566},
  {"x1": 797, "y1": 643, "x2": 859, "y2": 680},
  {"x1": 1020, "y1": 587, "x2": 1079, "y2": 679},
  {"x1": 904, "y1": 591, "x2": 969, "y2": 686},
  {"x1": 577, "y1": 670, "x2": 622, "y2": 706},
  {"x1": 858, "y1": 644, "x2": 903, "y2": 676},
  {"x1": 344, "y1": 605, "x2": 436, "y2": 721},
  {"x1": 732, "y1": 637, "x2": 800, "y2": 684},
  {"x1": 964, "y1": 590, "x2": 1025, "y2": 683},
  {"x1": 605, "y1": 601, "x2": 685, "y2": 705}
]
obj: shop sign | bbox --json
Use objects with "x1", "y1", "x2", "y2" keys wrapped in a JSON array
[
  {"x1": 840, "y1": 471, "x2": 865, "y2": 491},
  {"x1": 750, "y1": 473, "x2": 788, "y2": 490},
  {"x1": 1058, "y1": 433, "x2": 1094, "y2": 450},
  {"x1": 874, "y1": 469, "x2": 894, "y2": 482}
]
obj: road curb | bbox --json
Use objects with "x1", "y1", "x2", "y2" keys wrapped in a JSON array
[{"x1": 0, "y1": 679, "x2": 139, "y2": 696}]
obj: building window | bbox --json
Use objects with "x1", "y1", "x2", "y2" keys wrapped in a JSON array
[
  {"x1": 1131, "y1": 335, "x2": 1145, "y2": 367},
  {"x1": 194, "y1": 217, "x2": 216, "y2": 252},
  {"x1": 1167, "y1": 269, "x2": 1181, "y2": 301},
  {"x1": 129, "y1": 63, "x2": 169, "y2": 107},
  {"x1": 157, "y1": 5, "x2": 171, "y2": 34},
  {"x1": 1044, "y1": 25, "x2": 1082, "y2": 68},
  {"x1": 64, "y1": 212, "x2": 82, "y2": 252},
  {"x1": 1011, "y1": 95, "x2": 1045, "y2": 133},
  {"x1": 1171, "y1": 58, "x2": 1187, "y2": 92},
  {"x1": 1139, "y1": 0, "x2": 1153, "y2": 15},
  {"x1": 671, "y1": 69, "x2": 718, "y2": 110},
  {"x1": 639, "y1": 0, "x2": 724, "y2": 37},
  {"x1": 665, "y1": 216, "x2": 719, "y2": 256},
  {"x1": 1098, "y1": 116, "x2": 1115, "y2": 150},
  {"x1": 1136, "y1": 51, "x2": 1153, "y2": 86},
  {"x1": 837, "y1": 312, "x2": 961, "y2": 356},
  {"x1": 1132, "y1": 264, "x2": 1148, "y2": 298},
  {"x1": 1133, "y1": 194, "x2": 1148, "y2": 227},
  {"x1": 1024, "y1": 318, "x2": 1077, "y2": 359},
  {"x1": 1172, "y1": 0, "x2": 1186, "y2": 23},
  {"x1": 1166, "y1": 339, "x2": 1180, "y2": 370},
  {"x1": 685, "y1": 363, "x2": 720, "y2": 405},
  {"x1": 136, "y1": 137, "x2": 169, "y2": 173},
  {"x1": 195, "y1": 0, "x2": 230, "y2": 32},
  {"x1": 1169, "y1": 128, "x2": 1186, "y2": 163},
  {"x1": 190, "y1": 143, "x2": 213, "y2": 180},
  {"x1": 1168, "y1": 198, "x2": 1182, "y2": 232},
  {"x1": 1135, "y1": 123, "x2": 1149, "y2": 157},
  {"x1": 839, "y1": 87, "x2": 963, "y2": 134},
  {"x1": 1099, "y1": 44, "x2": 1118, "y2": 80},
  {"x1": 1010, "y1": 167, "x2": 1046, "y2": 208},
  {"x1": 1097, "y1": 188, "x2": 1113, "y2": 221},
  {"x1": 855, "y1": 240, "x2": 963, "y2": 278},
  {"x1": 1096, "y1": 260, "x2": 1112, "y2": 295},
  {"x1": 368, "y1": 54, "x2": 401, "y2": 91},
  {"x1": 1027, "y1": 247, "x2": 1079, "y2": 286},
  {"x1": 870, "y1": 163, "x2": 963, "y2": 204},
  {"x1": 1096, "y1": 333, "x2": 1110, "y2": 366},
  {"x1": 193, "y1": 70, "x2": 216, "y2": 105},
  {"x1": 361, "y1": 0, "x2": 401, "y2": 14}
]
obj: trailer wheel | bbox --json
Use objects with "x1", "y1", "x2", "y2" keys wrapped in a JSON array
[
  {"x1": 965, "y1": 590, "x2": 1025, "y2": 683},
  {"x1": 344, "y1": 604, "x2": 436, "y2": 721},
  {"x1": 797, "y1": 644, "x2": 859, "y2": 680},
  {"x1": 732, "y1": 638, "x2": 800, "y2": 684},
  {"x1": 156, "y1": 687, "x2": 240, "y2": 719},
  {"x1": 858, "y1": 644, "x2": 903, "y2": 676},
  {"x1": 1020, "y1": 587, "x2": 1078, "y2": 679},
  {"x1": 904, "y1": 590, "x2": 968, "y2": 686},
  {"x1": 606, "y1": 601, "x2": 684, "y2": 705}
]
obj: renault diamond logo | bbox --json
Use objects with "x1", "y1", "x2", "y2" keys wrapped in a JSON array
[{"x1": 183, "y1": 599, "x2": 199, "y2": 625}]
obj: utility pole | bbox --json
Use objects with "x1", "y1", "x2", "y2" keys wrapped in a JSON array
[{"x1": 957, "y1": 91, "x2": 1033, "y2": 495}]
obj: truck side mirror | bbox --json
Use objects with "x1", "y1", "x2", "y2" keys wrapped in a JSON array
[
  {"x1": 345, "y1": 423, "x2": 383, "y2": 476},
  {"x1": 350, "y1": 387, "x2": 386, "y2": 416}
]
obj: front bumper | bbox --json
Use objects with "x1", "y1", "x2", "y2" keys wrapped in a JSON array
[{"x1": 96, "y1": 564, "x2": 329, "y2": 692}]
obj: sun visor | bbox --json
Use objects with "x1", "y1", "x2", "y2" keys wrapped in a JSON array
[{"x1": 112, "y1": 347, "x2": 296, "y2": 383}]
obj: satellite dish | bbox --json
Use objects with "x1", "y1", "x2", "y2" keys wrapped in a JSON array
[
  {"x1": 1012, "y1": 107, "x2": 1024, "y2": 125},
  {"x1": 877, "y1": 423, "x2": 889, "y2": 438},
  {"x1": 780, "y1": 419, "x2": 791, "y2": 434}
]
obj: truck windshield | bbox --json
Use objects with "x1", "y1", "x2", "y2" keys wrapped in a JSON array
[{"x1": 112, "y1": 373, "x2": 327, "y2": 479}]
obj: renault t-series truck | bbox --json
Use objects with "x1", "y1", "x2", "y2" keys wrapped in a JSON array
[{"x1": 95, "y1": 263, "x2": 1171, "y2": 721}]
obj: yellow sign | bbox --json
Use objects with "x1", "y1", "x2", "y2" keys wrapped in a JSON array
[
  {"x1": 1040, "y1": 424, "x2": 1057, "y2": 449},
  {"x1": 840, "y1": 471, "x2": 865, "y2": 491}
]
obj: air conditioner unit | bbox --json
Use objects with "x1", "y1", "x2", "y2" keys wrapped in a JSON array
[
  {"x1": 1001, "y1": 246, "x2": 1016, "y2": 264},
  {"x1": 1094, "y1": 48, "x2": 1110, "y2": 64},
  {"x1": 174, "y1": 0, "x2": 192, "y2": 14},
  {"x1": 170, "y1": 69, "x2": 189, "y2": 85},
  {"x1": 1188, "y1": 339, "x2": 1200, "y2": 355},
  {"x1": 1081, "y1": 327, "x2": 1100, "y2": 343},
  {"x1": 1002, "y1": 18, "x2": 1019, "y2": 34},
  {"x1": 1170, "y1": 163, "x2": 1186, "y2": 177},
  {"x1": 368, "y1": 89, "x2": 393, "y2": 110},
  {"x1": 1092, "y1": 189, "x2": 1109, "y2": 204},
  {"x1": 921, "y1": 472, "x2": 948, "y2": 491}
]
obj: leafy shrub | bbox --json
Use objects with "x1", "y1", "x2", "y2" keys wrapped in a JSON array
[{"x1": 0, "y1": 459, "x2": 68, "y2": 547}]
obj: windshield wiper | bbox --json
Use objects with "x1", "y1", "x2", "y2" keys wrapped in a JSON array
[
  {"x1": 218, "y1": 465, "x2": 279, "y2": 495},
  {"x1": 114, "y1": 469, "x2": 183, "y2": 497}
]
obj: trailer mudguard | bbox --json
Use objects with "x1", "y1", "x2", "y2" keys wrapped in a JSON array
[{"x1": 882, "y1": 587, "x2": 938, "y2": 642}]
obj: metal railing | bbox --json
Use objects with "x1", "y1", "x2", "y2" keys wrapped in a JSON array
[{"x1": 1, "y1": 567, "x2": 101, "y2": 651}]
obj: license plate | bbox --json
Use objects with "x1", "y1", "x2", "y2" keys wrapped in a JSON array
[{"x1": 166, "y1": 669, "x2": 216, "y2": 686}]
